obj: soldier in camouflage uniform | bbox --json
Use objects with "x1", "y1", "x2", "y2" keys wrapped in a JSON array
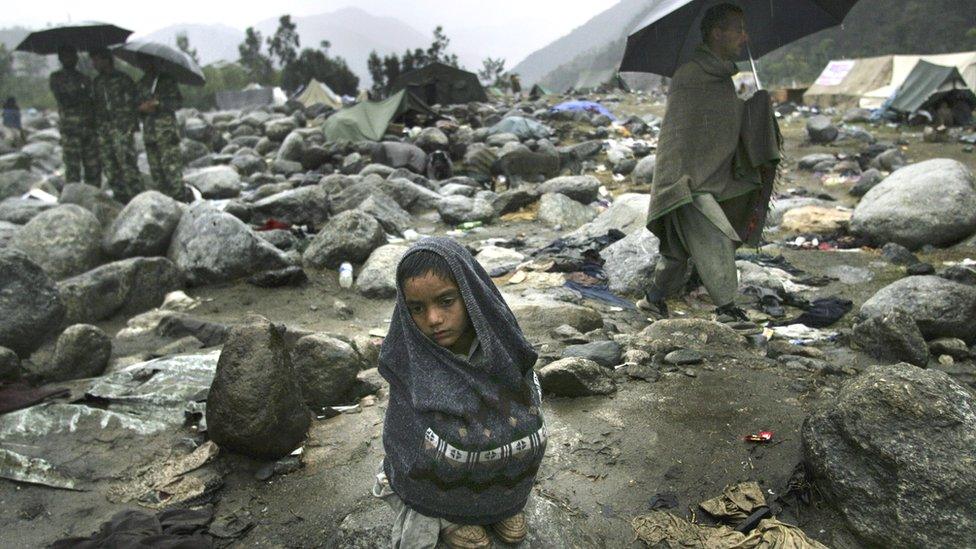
[
  {"x1": 137, "y1": 66, "x2": 185, "y2": 200},
  {"x1": 90, "y1": 47, "x2": 143, "y2": 204},
  {"x1": 49, "y1": 45, "x2": 101, "y2": 184}
]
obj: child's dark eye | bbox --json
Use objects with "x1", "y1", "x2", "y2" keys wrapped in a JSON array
[
  {"x1": 408, "y1": 305, "x2": 423, "y2": 315},
  {"x1": 440, "y1": 297, "x2": 455, "y2": 306}
]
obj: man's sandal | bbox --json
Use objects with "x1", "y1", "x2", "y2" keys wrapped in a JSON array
[
  {"x1": 490, "y1": 512, "x2": 527, "y2": 544},
  {"x1": 442, "y1": 524, "x2": 492, "y2": 549}
]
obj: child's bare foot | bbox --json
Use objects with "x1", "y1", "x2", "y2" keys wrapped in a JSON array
[
  {"x1": 442, "y1": 523, "x2": 492, "y2": 548},
  {"x1": 491, "y1": 512, "x2": 527, "y2": 544}
]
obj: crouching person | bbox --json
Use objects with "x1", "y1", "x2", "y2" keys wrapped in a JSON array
[{"x1": 374, "y1": 237, "x2": 547, "y2": 548}]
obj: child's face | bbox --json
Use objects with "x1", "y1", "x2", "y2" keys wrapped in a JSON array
[{"x1": 402, "y1": 271, "x2": 474, "y2": 354}]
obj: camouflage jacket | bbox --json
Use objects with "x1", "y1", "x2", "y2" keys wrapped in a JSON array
[
  {"x1": 49, "y1": 68, "x2": 96, "y2": 121},
  {"x1": 93, "y1": 69, "x2": 139, "y2": 131},
  {"x1": 137, "y1": 72, "x2": 182, "y2": 117}
]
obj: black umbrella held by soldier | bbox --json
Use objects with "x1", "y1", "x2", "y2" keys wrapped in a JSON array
[
  {"x1": 112, "y1": 41, "x2": 206, "y2": 88},
  {"x1": 15, "y1": 22, "x2": 132, "y2": 55},
  {"x1": 620, "y1": 0, "x2": 862, "y2": 85}
]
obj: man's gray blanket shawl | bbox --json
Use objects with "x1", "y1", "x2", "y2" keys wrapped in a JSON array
[
  {"x1": 648, "y1": 45, "x2": 780, "y2": 246},
  {"x1": 379, "y1": 237, "x2": 547, "y2": 525}
]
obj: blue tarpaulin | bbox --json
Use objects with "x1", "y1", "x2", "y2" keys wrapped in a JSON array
[{"x1": 550, "y1": 100, "x2": 617, "y2": 121}]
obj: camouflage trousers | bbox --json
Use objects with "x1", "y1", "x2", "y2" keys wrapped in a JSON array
[
  {"x1": 61, "y1": 124, "x2": 101, "y2": 184},
  {"x1": 143, "y1": 113, "x2": 185, "y2": 201},
  {"x1": 98, "y1": 124, "x2": 143, "y2": 204}
]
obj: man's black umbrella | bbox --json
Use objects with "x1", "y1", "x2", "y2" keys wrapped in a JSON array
[
  {"x1": 620, "y1": 0, "x2": 861, "y2": 79},
  {"x1": 112, "y1": 41, "x2": 206, "y2": 87},
  {"x1": 15, "y1": 22, "x2": 132, "y2": 55}
]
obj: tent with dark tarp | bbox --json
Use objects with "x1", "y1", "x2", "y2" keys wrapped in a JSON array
[
  {"x1": 323, "y1": 89, "x2": 433, "y2": 142},
  {"x1": 390, "y1": 62, "x2": 488, "y2": 105},
  {"x1": 295, "y1": 79, "x2": 342, "y2": 110},
  {"x1": 889, "y1": 60, "x2": 976, "y2": 114}
]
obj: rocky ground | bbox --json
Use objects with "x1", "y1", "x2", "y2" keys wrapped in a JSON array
[{"x1": 1, "y1": 92, "x2": 975, "y2": 548}]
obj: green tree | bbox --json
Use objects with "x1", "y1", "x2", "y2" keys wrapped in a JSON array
[
  {"x1": 267, "y1": 15, "x2": 300, "y2": 68},
  {"x1": 367, "y1": 50, "x2": 386, "y2": 95},
  {"x1": 238, "y1": 27, "x2": 274, "y2": 84},
  {"x1": 176, "y1": 31, "x2": 200, "y2": 65},
  {"x1": 426, "y1": 25, "x2": 459, "y2": 67},
  {"x1": 281, "y1": 41, "x2": 359, "y2": 96},
  {"x1": 478, "y1": 57, "x2": 506, "y2": 86}
]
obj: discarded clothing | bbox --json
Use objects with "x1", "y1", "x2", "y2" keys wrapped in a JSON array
[
  {"x1": 770, "y1": 324, "x2": 838, "y2": 345},
  {"x1": 772, "y1": 297, "x2": 852, "y2": 328},
  {"x1": 700, "y1": 482, "x2": 766, "y2": 521},
  {"x1": 565, "y1": 280, "x2": 636, "y2": 309},
  {"x1": 0, "y1": 382, "x2": 70, "y2": 415},
  {"x1": 52, "y1": 507, "x2": 214, "y2": 548},
  {"x1": 533, "y1": 230, "x2": 625, "y2": 272},
  {"x1": 632, "y1": 512, "x2": 828, "y2": 549}
]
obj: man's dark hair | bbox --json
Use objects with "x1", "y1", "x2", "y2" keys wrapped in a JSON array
[
  {"x1": 57, "y1": 45, "x2": 77, "y2": 61},
  {"x1": 88, "y1": 47, "x2": 113, "y2": 62},
  {"x1": 397, "y1": 249, "x2": 457, "y2": 289},
  {"x1": 701, "y1": 3, "x2": 744, "y2": 43}
]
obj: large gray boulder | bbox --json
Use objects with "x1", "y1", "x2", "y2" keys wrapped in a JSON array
[
  {"x1": 0, "y1": 170, "x2": 42, "y2": 200},
  {"x1": 355, "y1": 193, "x2": 412, "y2": 236},
  {"x1": 378, "y1": 178, "x2": 442, "y2": 212},
  {"x1": 806, "y1": 115, "x2": 838, "y2": 144},
  {"x1": 373, "y1": 142, "x2": 427, "y2": 174},
  {"x1": 251, "y1": 185, "x2": 331, "y2": 227},
  {"x1": 206, "y1": 318, "x2": 311, "y2": 459},
  {"x1": 0, "y1": 249, "x2": 65, "y2": 356},
  {"x1": 539, "y1": 175, "x2": 600, "y2": 204},
  {"x1": 184, "y1": 166, "x2": 242, "y2": 199},
  {"x1": 36, "y1": 324, "x2": 111, "y2": 382},
  {"x1": 167, "y1": 203, "x2": 291, "y2": 286},
  {"x1": 562, "y1": 341, "x2": 622, "y2": 368},
  {"x1": 537, "y1": 193, "x2": 596, "y2": 229},
  {"x1": 635, "y1": 318, "x2": 745, "y2": 353},
  {"x1": 803, "y1": 364, "x2": 976, "y2": 548},
  {"x1": 436, "y1": 195, "x2": 494, "y2": 225},
  {"x1": 0, "y1": 220, "x2": 18, "y2": 247},
  {"x1": 600, "y1": 229, "x2": 660, "y2": 295},
  {"x1": 474, "y1": 246, "x2": 524, "y2": 274},
  {"x1": 292, "y1": 334, "x2": 361, "y2": 409},
  {"x1": 264, "y1": 118, "x2": 297, "y2": 141},
  {"x1": 356, "y1": 244, "x2": 409, "y2": 298},
  {"x1": 570, "y1": 193, "x2": 648, "y2": 239},
  {"x1": 59, "y1": 183, "x2": 123, "y2": 227},
  {"x1": 851, "y1": 159, "x2": 976, "y2": 249},
  {"x1": 57, "y1": 257, "x2": 183, "y2": 324},
  {"x1": 102, "y1": 190, "x2": 183, "y2": 258},
  {"x1": 12, "y1": 204, "x2": 103, "y2": 280},
  {"x1": 508, "y1": 294, "x2": 603, "y2": 335},
  {"x1": 851, "y1": 308, "x2": 929, "y2": 367},
  {"x1": 413, "y1": 127, "x2": 449, "y2": 152},
  {"x1": 767, "y1": 197, "x2": 835, "y2": 226},
  {"x1": 303, "y1": 210, "x2": 387, "y2": 269},
  {"x1": 276, "y1": 131, "x2": 305, "y2": 162},
  {"x1": 860, "y1": 275, "x2": 976, "y2": 342},
  {"x1": 0, "y1": 197, "x2": 55, "y2": 224},
  {"x1": 631, "y1": 154, "x2": 655, "y2": 185},
  {"x1": 538, "y1": 357, "x2": 616, "y2": 397}
]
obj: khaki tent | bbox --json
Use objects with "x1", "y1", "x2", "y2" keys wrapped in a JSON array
[
  {"x1": 295, "y1": 79, "x2": 342, "y2": 109},
  {"x1": 390, "y1": 62, "x2": 487, "y2": 105},
  {"x1": 805, "y1": 52, "x2": 976, "y2": 109},
  {"x1": 323, "y1": 89, "x2": 433, "y2": 142}
]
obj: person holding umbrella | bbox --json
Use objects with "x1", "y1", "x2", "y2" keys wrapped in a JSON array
[
  {"x1": 90, "y1": 47, "x2": 143, "y2": 204},
  {"x1": 137, "y1": 62, "x2": 185, "y2": 201},
  {"x1": 637, "y1": 3, "x2": 779, "y2": 322},
  {"x1": 49, "y1": 45, "x2": 101, "y2": 185}
]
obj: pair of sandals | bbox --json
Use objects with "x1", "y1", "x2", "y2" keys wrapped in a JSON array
[{"x1": 442, "y1": 513, "x2": 527, "y2": 548}]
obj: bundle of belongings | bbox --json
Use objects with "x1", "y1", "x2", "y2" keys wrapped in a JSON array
[{"x1": 632, "y1": 482, "x2": 828, "y2": 548}]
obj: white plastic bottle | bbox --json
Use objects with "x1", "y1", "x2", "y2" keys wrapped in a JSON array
[{"x1": 339, "y1": 262, "x2": 354, "y2": 289}]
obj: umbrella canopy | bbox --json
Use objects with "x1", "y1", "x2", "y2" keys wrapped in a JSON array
[
  {"x1": 620, "y1": 0, "x2": 860, "y2": 77},
  {"x1": 112, "y1": 40, "x2": 205, "y2": 87},
  {"x1": 15, "y1": 22, "x2": 132, "y2": 55}
]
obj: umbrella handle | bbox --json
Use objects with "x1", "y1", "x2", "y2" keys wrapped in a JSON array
[{"x1": 747, "y1": 44, "x2": 762, "y2": 91}]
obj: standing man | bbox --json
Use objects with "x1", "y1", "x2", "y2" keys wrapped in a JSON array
[
  {"x1": 639, "y1": 3, "x2": 779, "y2": 322},
  {"x1": 137, "y1": 65, "x2": 185, "y2": 200},
  {"x1": 49, "y1": 46, "x2": 101, "y2": 184},
  {"x1": 90, "y1": 47, "x2": 142, "y2": 204}
]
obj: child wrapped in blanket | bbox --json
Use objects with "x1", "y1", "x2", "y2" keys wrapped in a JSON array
[{"x1": 373, "y1": 237, "x2": 547, "y2": 548}]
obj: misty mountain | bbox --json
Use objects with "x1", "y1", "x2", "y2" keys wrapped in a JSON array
[{"x1": 136, "y1": 24, "x2": 244, "y2": 65}]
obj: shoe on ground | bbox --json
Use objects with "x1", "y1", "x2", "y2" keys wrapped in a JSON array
[
  {"x1": 637, "y1": 297, "x2": 669, "y2": 319},
  {"x1": 442, "y1": 524, "x2": 492, "y2": 549},
  {"x1": 491, "y1": 512, "x2": 527, "y2": 544}
]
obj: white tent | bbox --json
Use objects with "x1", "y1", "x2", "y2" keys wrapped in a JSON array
[
  {"x1": 859, "y1": 52, "x2": 976, "y2": 109},
  {"x1": 294, "y1": 79, "x2": 342, "y2": 109}
]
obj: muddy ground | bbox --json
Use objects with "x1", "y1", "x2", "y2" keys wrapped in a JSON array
[{"x1": 2, "y1": 97, "x2": 975, "y2": 548}]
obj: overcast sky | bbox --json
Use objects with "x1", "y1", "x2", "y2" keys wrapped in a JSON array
[{"x1": 4, "y1": 0, "x2": 614, "y2": 66}]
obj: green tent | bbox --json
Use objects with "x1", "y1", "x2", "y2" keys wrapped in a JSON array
[
  {"x1": 528, "y1": 84, "x2": 553, "y2": 100},
  {"x1": 390, "y1": 62, "x2": 488, "y2": 105},
  {"x1": 323, "y1": 89, "x2": 433, "y2": 142},
  {"x1": 890, "y1": 60, "x2": 974, "y2": 113}
]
